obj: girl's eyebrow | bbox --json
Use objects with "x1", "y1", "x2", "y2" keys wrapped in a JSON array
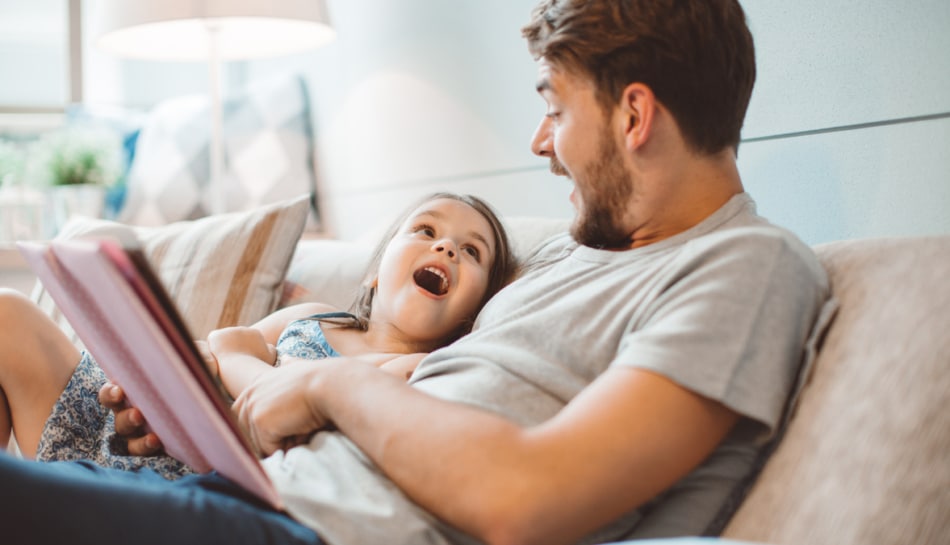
[{"x1": 468, "y1": 231, "x2": 492, "y2": 256}]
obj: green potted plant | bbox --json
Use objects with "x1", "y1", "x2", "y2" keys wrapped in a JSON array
[{"x1": 25, "y1": 127, "x2": 124, "y2": 236}]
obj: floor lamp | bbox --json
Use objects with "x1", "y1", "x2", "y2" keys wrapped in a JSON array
[{"x1": 95, "y1": 0, "x2": 335, "y2": 214}]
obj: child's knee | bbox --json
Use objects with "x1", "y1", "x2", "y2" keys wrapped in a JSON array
[
  {"x1": 0, "y1": 289, "x2": 57, "y2": 341},
  {"x1": 0, "y1": 289, "x2": 35, "y2": 324}
]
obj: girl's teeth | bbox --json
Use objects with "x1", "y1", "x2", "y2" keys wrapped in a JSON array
[{"x1": 425, "y1": 267, "x2": 448, "y2": 291}]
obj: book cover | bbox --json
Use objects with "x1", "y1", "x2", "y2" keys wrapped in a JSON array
[{"x1": 18, "y1": 238, "x2": 282, "y2": 510}]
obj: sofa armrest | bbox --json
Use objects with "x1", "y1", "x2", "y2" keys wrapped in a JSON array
[{"x1": 723, "y1": 236, "x2": 950, "y2": 545}]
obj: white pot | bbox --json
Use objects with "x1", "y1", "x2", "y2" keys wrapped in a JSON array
[
  {"x1": 46, "y1": 184, "x2": 106, "y2": 237},
  {"x1": 0, "y1": 186, "x2": 45, "y2": 242}
]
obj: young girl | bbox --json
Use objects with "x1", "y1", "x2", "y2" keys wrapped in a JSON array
[{"x1": 0, "y1": 192, "x2": 515, "y2": 479}]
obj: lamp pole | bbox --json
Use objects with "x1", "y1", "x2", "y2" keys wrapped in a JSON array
[{"x1": 206, "y1": 21, "x2": 226, "y2": 216}]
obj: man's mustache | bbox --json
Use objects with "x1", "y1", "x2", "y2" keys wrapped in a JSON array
[{"x1": 550, "y1": 158, "x2": 569, "y2": 177}]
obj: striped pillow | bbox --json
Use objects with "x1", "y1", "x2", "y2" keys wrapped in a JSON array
[{"x1": 32, "y1": 196, "x2": 310, "y2": 347}]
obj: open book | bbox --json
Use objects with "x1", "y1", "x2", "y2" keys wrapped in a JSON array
[{"x1": 18, "y1": 238, "x2": 282, "y2": 510}]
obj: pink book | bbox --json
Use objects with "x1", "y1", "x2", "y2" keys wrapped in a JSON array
[{"x1": 18, "y1": 238, "x2": 282, "y2": 510}]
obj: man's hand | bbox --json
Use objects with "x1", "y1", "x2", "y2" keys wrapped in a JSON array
[
  {"x1": 232, "y1": 358, "x2": 333, "y2": 457},
  {"x1": 97, "y1": 381, "x2": 163, "y2": 456}
]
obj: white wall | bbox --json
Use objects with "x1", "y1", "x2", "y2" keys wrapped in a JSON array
[
  {"x1": 246, "y1": 0, "x2": 569, "y2": 240},
  {"x1": 739, "y1": 0, "x2": 950, "y2": 245},
  {"x1": 234, "y1": 1, "x2": 950, "y2": 243}
]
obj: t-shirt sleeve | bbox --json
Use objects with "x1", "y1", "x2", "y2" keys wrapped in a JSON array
[{"x1": 613, "y1": 227, "x2": 830, "y2": 439}]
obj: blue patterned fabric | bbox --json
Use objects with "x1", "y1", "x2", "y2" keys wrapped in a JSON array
[
  {"x1": 275, "y1": 315, "x2": 343, "y2": 360},
  {"x1": 34, "y1": 315, "x2": 347, "y2": 479},
  {"x1": 34, "y1": 352, "x2": 194, "y2": 479}
]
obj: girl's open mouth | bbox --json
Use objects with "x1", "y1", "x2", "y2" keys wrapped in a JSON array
[{"x1": 413, "y1": 266, "x2": 449, "y2": 296}]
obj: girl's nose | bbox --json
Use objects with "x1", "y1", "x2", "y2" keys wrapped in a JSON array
[{"x1": 433, "y1": 240, "x2": 457, "y2": 260}]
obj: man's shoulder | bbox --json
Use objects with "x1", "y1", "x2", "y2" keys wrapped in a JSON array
[
  {"x1": 685, "y1": 222, "x2": 829, "y2": 291},
  {"x1": 695, "y1": 220, "x2": 815, "y2": 259},
  {"x1": 520, "y1": 231, "x2": 576, "y2": 266}
]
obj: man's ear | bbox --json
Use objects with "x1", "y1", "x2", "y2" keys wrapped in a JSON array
[{"x1": 620, "y1": 83, "x2": 656, "y2": 150}]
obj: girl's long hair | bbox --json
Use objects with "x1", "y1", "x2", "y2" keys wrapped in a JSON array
[{"x1": 342, "y1": 192, "x2": 516, "y2": 345}]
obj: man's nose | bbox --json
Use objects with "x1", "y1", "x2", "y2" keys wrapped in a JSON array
[{"x1": 531, "y1": 116, "x2": 553, "y2": 158}]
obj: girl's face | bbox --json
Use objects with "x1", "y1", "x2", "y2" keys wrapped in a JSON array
[{"x1": 373, "y1": 198, "x2": 496, "y2": 348}]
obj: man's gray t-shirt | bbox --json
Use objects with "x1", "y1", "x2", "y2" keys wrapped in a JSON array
[{"x1": 262, "y1": 193, "x2": 831, "y2": 544}]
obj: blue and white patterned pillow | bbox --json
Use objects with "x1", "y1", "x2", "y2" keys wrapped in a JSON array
[{"x1": 118, "y1": 75, "x2": 317, "y2": 226}]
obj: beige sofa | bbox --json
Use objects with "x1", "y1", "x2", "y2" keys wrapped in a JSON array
[
  {"x1": 719, "y1": 236, "x2": 950, "y2": 545},
  {"x1": 21, "y1": 204, "x2": 950, "y2": 544}
]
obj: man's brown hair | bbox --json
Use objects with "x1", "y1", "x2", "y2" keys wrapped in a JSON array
[{"x1": 522, "y1": 0, "x2": 756, "y2": 155}]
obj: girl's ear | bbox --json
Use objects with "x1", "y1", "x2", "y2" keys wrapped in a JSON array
[{"x1": 620, "y1": 82, "x2": 657, "y2": 150}]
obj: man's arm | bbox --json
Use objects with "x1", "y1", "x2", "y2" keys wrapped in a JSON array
[
  {"x1": 96, "y1": 302, "x2": 336, "y2": 453},
  {"x1": 235, "y1": 358, "x2": 738, "y2": 545}
]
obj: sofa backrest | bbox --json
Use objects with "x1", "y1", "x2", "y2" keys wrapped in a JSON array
[{"x1": 723, "y1": 236, "x2": 950, "y2": 545}]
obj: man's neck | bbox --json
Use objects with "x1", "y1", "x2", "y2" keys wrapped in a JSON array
[{"x1": 627, "y1": 148, "x2": 744, "y2": 249}]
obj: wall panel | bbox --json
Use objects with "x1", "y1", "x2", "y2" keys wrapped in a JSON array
[{"x1": 739, "y1": 116, "x2": 950, "y2": 245}]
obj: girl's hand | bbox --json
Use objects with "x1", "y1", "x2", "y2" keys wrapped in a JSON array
[
  {"x1": 194, "y1": 339, "x2": 220, "y2": 378},
  {"x1": 207, "y1": 327, "x2": 277, "y2": 364}
]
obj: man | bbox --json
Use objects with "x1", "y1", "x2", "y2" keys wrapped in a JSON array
[{"x1": 1, "y1": 1, "x2": 829, "y2": 544}]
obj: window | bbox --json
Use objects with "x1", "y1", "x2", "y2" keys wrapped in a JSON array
[{"x1": 0, "y1": 0, "x2": 80, "y2": 131}]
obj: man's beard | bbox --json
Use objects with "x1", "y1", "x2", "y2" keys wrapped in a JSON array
[{"x1": 552, "y1": 135, "x2": 633, "y2": 249}]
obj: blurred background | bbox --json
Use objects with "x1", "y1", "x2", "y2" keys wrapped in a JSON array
[{"x1": 0, "y1": 0, "x2": 948, "y2": 243}]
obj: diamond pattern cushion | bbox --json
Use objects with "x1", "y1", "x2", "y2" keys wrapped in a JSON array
[{"x1": 118, "y1": 75, "x2": 316, "y2": 226}]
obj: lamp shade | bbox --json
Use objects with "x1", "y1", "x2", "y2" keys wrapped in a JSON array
[{"x1": 96, "y1": 0, "x2": 335, "y2": 61}]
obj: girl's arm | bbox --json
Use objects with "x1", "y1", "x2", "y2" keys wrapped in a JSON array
[
  {"x1": 209, "y1": 302, "x2": 340, "y2": 398},
  {"x1": 206, "y1": 327, "x2": 277, "y2": 398}
]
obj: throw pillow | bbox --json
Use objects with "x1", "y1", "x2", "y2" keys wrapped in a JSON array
[
  {"x1": 118, "y1": 75, "x2": 317, "y2": 227},
  {"x1": 32, "y1": 196, "x2": 310, "y2": 348}
]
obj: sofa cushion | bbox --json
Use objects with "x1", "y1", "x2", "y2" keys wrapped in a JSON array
[
  {"x1": 118, "y1": 75, "x2": 317, "y2": 227},
  {"x1": 33, "y1": 196, "x2": 310, "y2": 347},
  {"x1": 723, "y1": 236, "x2": 950, "y2": 545}
]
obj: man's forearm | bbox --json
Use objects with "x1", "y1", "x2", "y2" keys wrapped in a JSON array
[
  {"x1": 306, "y1": 359, "x2": 541, "y2": 544},
  {"x1": 305, "y1": 360, "x2": 738, "y2": 545}
]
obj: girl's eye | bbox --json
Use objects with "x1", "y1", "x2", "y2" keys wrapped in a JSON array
[
  {"x1": 463, "y1": 245, "x2": 481, "y2": 261},
  {"x1": 414, "y1": 224, "x2": 435, "y2": 237}
]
